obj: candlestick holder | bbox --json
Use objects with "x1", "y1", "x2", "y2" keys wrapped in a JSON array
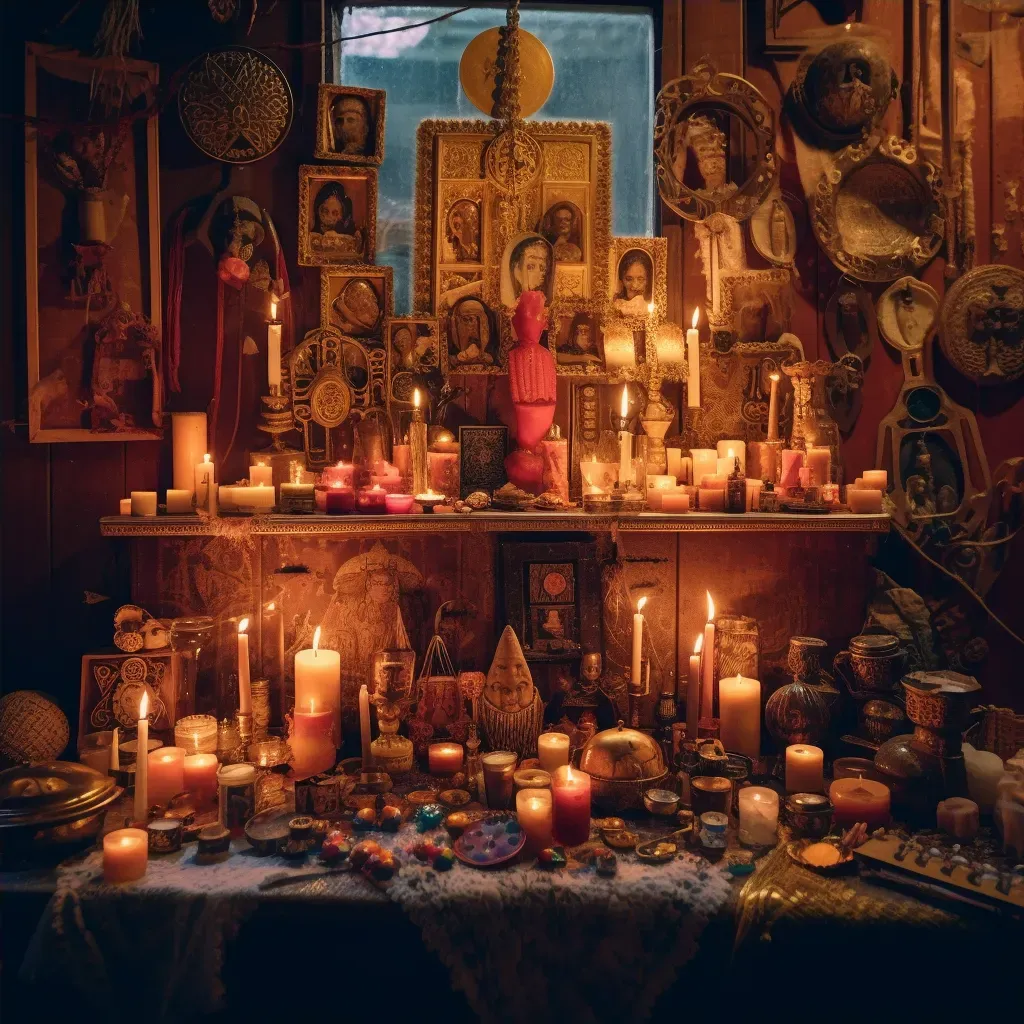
[
  {"x1": 250, "y1": 678, "x2": 271, "y2": 741},
  {"x1": 628, "y1": 657, "x2": 651, "y2": 730},
  {"x1": 369, "y1": 649, "x2": 416, "y2": 775},
  {"x1": 639, "y1": 374, "x2": 675, "y2": 476},
  {"x1": 250, "y1": 367, "x2": 303, "y2": 494}
]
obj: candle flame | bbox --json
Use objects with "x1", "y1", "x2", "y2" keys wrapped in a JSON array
[
  {"x1": 309, "y1": 698, "x2": 316, "y2": 713},
  {"x1": 706, "y1": 591, "x2": 715, "y2": 622},
  {"x1": 413, "y1": 388, "x2": 421, "y2": 409},
  {"x1": 331, "y1": 480, "x2": 342, "y2": 489},
  {"x1": 238, "y1": 617, "x2": 249, "y2": 634},
  {"x1": 312, "y1": 625, "x2": 321, "y2": 654},
  {"x1": 270, "y1": 298, "x2": 277, "y2": 319},
  {"x1": 202, "y1": 453, "x2": 211, "y2": 463},
  {"x1": 727, "y1": 447, "x2": 734, "y2": 458},
  {"x1": 266, "y1": 601, "x2": 275, "y2": 612},
  {"x1": 769, "y1": 372, "x2": 780, "y2": 383},
  {"x1": 139, "y1": 692, "x2": 149, "y2": 719},
  {"x1": 647, "y1": 301, "x2": 655, "y2": 315},
  {"x1": 620, "y1": 385, "x2": 629, "y2": 418},
  {"x1": 694, "y1": 634, "x2": 703, "y2": 654},
  {"x1": 691, "y1": 307, "x2": 700, "y2": 329},
  {"x1": 637, "y1": 596, "x2": 647, "y2": 613}
]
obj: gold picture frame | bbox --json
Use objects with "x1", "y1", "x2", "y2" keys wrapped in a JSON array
[
  {"x1": 548, "y1": 299, "x2": 609, "y2": 377},
  {"x1": 320, "y1": 265, "x2": 393, "y2": 341},
  {"x1": 607, "y1": 237, "x2": 668, "y2": 327},
  {"x1": 298, "y1": 164, "x2": 377, "y2": 266},
  {"x1": 314, "y1": 84, "x2": 386, "y2": 165},
  {"x1": 386, "y1": 316, "x2": 443, "y2": 404},
  {"x1": 414, "y1": 119, "x2": 611, "y2": 316},
  {"x1": 444, "y1": 294, "x2": 504, "y2": 374}
]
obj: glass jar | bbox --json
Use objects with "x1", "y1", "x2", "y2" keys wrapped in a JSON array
[{"x1": 169, "y1": 616, "x2": 216, "y2": 721}]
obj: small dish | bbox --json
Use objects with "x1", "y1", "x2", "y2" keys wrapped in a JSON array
[
  {"x1": 454, "y1": 814, "x2": 526, "y2": 868},
  {"x1": 245, "y1": 808, "x2": 292, "y2": 856},
  {"x1": 786, "y1": 837, "x2": 854, "y2": 874},
  {"x1": 602, "y1": 829, "x2": 641, "y2": 850},
  {"x1": 438, "y1": 788, "x2": 471, "y2": 808}
]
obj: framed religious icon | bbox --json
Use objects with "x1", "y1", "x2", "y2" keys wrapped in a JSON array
[
  {"x1": 386, "y1": 316, "x2": 442, "y2": 404},
  {"x1": 607, "y1": 237, "x2": 668, "y2": 323},
  {"x1": 414, "y1": 119, "x2": 611, "y2": 314},
  {"x1": 314, "y1": 84, "x2": 385, "y2": 165},
  {"x1": 445, "y1": 293, "x2": 502, "y2": 373},
  {"x1": 24, "y1": 45, "x2": 163, "y2": 443},
  {"x1": 550, "y1": 300, "x2": 606, "y2": 375},
  {"x1": 298, "y1": 165, "x2": 377, "y2": 266},
  {"x1": 719, "y1": 268, "x2": 794, "y2": 344},
  {"x1": 320, "y1": 265, "x2": 392, "y2": 340}
]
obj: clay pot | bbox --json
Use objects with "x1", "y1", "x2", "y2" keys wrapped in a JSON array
[{"x1": 764, "y1": 681, "x2": 830, "y2": 748}]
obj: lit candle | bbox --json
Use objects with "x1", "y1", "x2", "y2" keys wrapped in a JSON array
[
  {"x1": 427, "y1": 449, "x2": 461, "y2": 500},
  {"x1": 173, "y1": 714, "x2": 218, "y2": 754},
  {"x1": 862, "y1": 469, "x2": 888, "y2": 490},
  {"x1": 829, "y1": 777, "x2": 891, "y2": 830},
  {"x1": 686, "y1": 308, "x2": 701, "y2": 408},
  {"x1": 806, "y1": 446, "x2": 831, "y2": 486},
  {"x1": 356, "y1": 484, "x2": 388, "y2": 514},
  {"x1": 322, "y1": 481, "x2": 356, "y2": 514},
  {"x1": 618, "y1": 385, "x2": 632, "y2": 488},
  {"x1": 321, "y1": 462, "x2": 355, "y2": 488},
  {"x1": 631, "y1": 596, "x2": 647, "y2": 688},
  {"x1": 719, "y1": 675, "x2": 761, "y2": 757},
  {"x1": 194, "y1": 454, "x2": 214, "y2": 510},
  {"x1": 428, "y1": 742, "x2": 464, "y2": 775},
  {"x1": 103, "y1": 828, "x2": 148, "y2": 883},
  {"x1": 581, "y1": 456, "x2": 618, "y2": 495},
  {"x1": 537, "y1": 731, "x2": 570, "y2": 773},
  {"x1": 551, "y1": 765, "x2": 591, "y2": 847},
  {"x1": 767, "y1": 372, "x2": 780, "y2": 441},
  {"x1": 294, "y1": 626, "x2": 341, "y2": 745},
  {"x1": 359, "y1": 684, "x2": 372, "y2": 770},
  {"x1": 686, "y1": 634, "x2": 702, "y2": 740},
  {"x1": 289, "y1": 699, "x2": 336, "y2": 778},
  {"x1": 785, "y1": 744, "x2": 824, "y2": 793},
  {"x1": 183, "y1": 752, "x2": 219, "y2": 809},
  {"x1": 133, "y1": 692, "x2": 149, "y2": 822},
  {"x1": 701, "y1": 592, "x2": 716, "y2": 723},
  {"x1": 517, "y1": 788, "x2": 554, "y2": 857},
  {"x1": 249, "y1": 461, "x2": 274, "y2": 487},
  {"x1": 165, "y1": 489, "x2": 192, "y2": 514},
  {"x1": 130, "y1": 491, "x2": 157, "y2": 517},
  {"x1": 267, "y1": 298, "x2": 282, "y2": 389},
  {"x1": 109, "y1": 726, "x2": 120, "y2": 772},
  {"x1": 410, "y1": 389, "x2": 429, "y2": 497},
  {"x1": 738, "y1": 786, "x2": 779, "y2": 846},
  {"x1": 716, "y1": 440, "x2": 746, "y2": 475},
  {"x1": 147, "y1": 746, "x2": 186, "y2": 808},
  {"x1": 690, "y1": 448, "x2": 718, "y2": 485},
  {"x1": 236, "y1": 617, "x2": 251, "y2": 715},
  {"x1": 779, "y1": 449, "x2": 804, "y2": 489}
]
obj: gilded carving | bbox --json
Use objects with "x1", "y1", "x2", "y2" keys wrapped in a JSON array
[
  {"x1": 440, "y1": 140, "x2": 485, "y2": 180},
  {"x1": 542, "y1": 142, "x2": 591, "y2": 182}
]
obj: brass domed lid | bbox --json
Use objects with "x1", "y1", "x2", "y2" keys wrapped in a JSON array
[
  {"x1": 0, "y1": 761, "x2": 120, "y2": 829},
  {"x1": 579, "y1": 721, "x2": 666, "y2": 782}
]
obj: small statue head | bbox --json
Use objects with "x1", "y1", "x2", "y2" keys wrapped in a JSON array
[{"x1": 580, "y1": 651, "x2": 602, "y2": 684}]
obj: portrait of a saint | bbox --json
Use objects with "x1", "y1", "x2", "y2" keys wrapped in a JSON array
[
  {"x1": 612, "y1": 249, "x2": 653, "y2": 316},
  {"x1": 444, "y1": 199, "x2": 480, "y2": 262},
  {"x1": 308, "y1": 180, "x2": 363, "y2": 257},
  {"x1": 448, "y1": 296, "x2": 498, "y2": 367},
  {"x1": 555, "y1": 313, "x2": 603, "y2": 367},
  {"x1": 330, "y1": 93, "x2": 372, "y2": 156},
  {"x1": 509, "y1": 235, "x2": 552, "y2": 302},
  {"x1": 541, "y1": 202, "x2": 584, "y2": 263}
]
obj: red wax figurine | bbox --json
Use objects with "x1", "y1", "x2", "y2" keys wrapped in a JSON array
[{"x1": 505, "y1": 290, "x2": 556, "y2": 495}]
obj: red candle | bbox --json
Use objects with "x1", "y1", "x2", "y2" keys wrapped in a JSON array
[
  {"x1": 829, "y1": 777, "x2": 891, "y2": 830},
  {"x1": 551, "y1": 765, "x2": 591, "y2": 846},
  {"x1": 183, "y1": 753, "x2": 219, "y2": 809},
  {"x1": 384, "y1": 493, "x2": 415, "y2": 514},
  {"x1": 356, "y1": 485, "x2": 388, "y2": 513},
  {"x1": 428, "y1": 742, "x2": 464, "y2": 775},
  {"x1": 324, "y1": 483, "x2": 355, "y2": 513},
  {"x1": 322, "y1": 462, "x2": 354, "y2": 488}
]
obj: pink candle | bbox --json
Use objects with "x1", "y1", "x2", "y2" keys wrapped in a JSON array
[
  {"x1": 290, "y1": 701, "x2": 336, "y2": 778},
  {"x1": 103, "y1": 828, "x2": 148, "y2": 883},
  {"x1": 428, "y1": 742, "x2": 464, "y2": 775},
  {"x1": 147, "y1": 747, "x2": 186, "y2": 807},
  {"x1": 183, "y1": 753, "x2": 219, "y2": 809},
  {"x1": 551, "y1": 765, "x2": 591, "y2": 847},
  {"x1": 356, "y1": 485, "x2": 388, "y2": 513},
  {"x1": 780, "y1": 449, "x2": 804, "y2": 488},
  {"x1": 829, "y1": 777, "x2": 891, "y2": 830},
  {"x1": 517, "y1": 788, "x2": 554, "y2": 857},
  {"x1": 798, "y1": 466, "x2": 812, "y2": 488},
  {"x1": 699, "y1": 487, "x2": 725, "y2": 511},
  {"x1": 847, "y1": 488, "x2": 883, "y2": 513},
  {"x1": 385, "y1": 493, "x2": 415, "y2": 514},
  {"x1": 323, "y1": 483, "x2": 355, "y2": 513},
  {"x1": 427, "y1": 451, "x2": 460, "y2": 500},
  {"x1": 322, "y1": 462, "x2": 354, "y2": 488}
]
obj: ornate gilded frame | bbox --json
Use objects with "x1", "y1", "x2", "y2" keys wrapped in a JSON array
[
  {"x1": 314, "y1": 84, "x2": 386, "y2": 165},
  {"x1": 319, "y1": 265, "x2": 393, "y2": 341},
  {"x1": 606, "y1": 237, "x2": 669, "y2": 329},
  {"x1": 812, "y1": 135, "x2": 943, "y2": 283},
  {"x1": 386, "y1": 316, "x2": 444, "y2": 405},
  {"x1": 414, "y1": 119, "x2": 612, "y2": 316},
  {"x1": 717, "y1": 268, "x2": 794, "y2": 344},
  {"x1": 654, "y1": 57, "x2": 777, "y2": 223},
  {"x1": 548, "y1": 298, "x2": 610, "y2": 377},
  {"x1": 298, "y1": 164, "x2": 378, "y2": 266}
]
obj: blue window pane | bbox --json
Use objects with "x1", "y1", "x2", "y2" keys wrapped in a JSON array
[{"x1": 338, "y1": 5, "x2": 654, "y2": 314}]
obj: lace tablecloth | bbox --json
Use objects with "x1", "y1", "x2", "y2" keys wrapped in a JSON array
[{"x1": 20, "y1": 827, "x2": 734, "y2": 1023}]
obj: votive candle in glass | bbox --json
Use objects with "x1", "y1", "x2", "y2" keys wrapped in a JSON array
[
  {"x1": 537, "y1": 732, "x2": 570, "y2": 773},
  {"x1": 384, "y1": 493, "x2": 415, "y2": 514},
  {"x1": 551, "y1": 765, "x2": 591, "y2": 847},
  {"x1": 738, "y1": 786, "x2": 779, "y2": 846},
  {"x1": 428, "y1": 742, "x2": 464, "y2": 775},
  {"x1": 174, "y1": 714, "x2": 218, "y2": 755},
  {"x1": 517, "y1": 788, "x2": 554, "y2": 857},
  {"x1": 147, "y1": 746, "x2": 186, "y2": 807},
  {"x1": 103, "y1": 828, "x2": 148, "y2": 883},
  {"x1": 829, "y1": 777, "x2": 891, "y2": 830}
]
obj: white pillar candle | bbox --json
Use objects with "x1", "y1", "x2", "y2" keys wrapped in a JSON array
[
  {"x1": 165, "y1": 489, "x2": 192, "y2": 514},
  {"x1": 517, "y1": 788, "x2": 554, "y2": 857},
  {"x1": 806, "y1": 446, "x2": 831, "y2": 486},
  {"x1": 218, "y1": 485, "x2": 237, "y2": 510},
  {"x1": 267, "y1": 300, "x2": 282, "y2": 389},
  {"x1": 249, "y1": 462, "x2": 274, "y2": 487},
  {"x1": 133, "y1": 692, "x2": 149, "y2": 821},
  {"x1": 294, "y1": 626, "x2": 341, "y2": 745},
  {"x1": 172, "y1": 412, "x2": 208, "y2": 494},
  {"x1": 862, "y1": 469, "x2": 888, "y2": 490},
  {"x1": 767, "y1": 373, "x2": 780, "y2": 441},
  {"x1": 119, "y1": 498, "x2": 132, "y2": 515},
  {"x1": 359, "y1": 684, "x2": 372, "y2": 769},
  {"x1": 963, "y1": 743, "x2": 1005, "y2": 812},
  {"x1": 537, "y1": 732, "x2": 570, "y2": 773},
  {"x1": 130, "y1": 491, "x2": 157, "y2": 517},
  {"x1": 785, "y1": 744, "x2": 824, "y2": 793},
  {"x1": 631, "y1": 597, "x2": 647, "y2": 688},
  {"x1": 194, "y1": 454, "x2": 214, "y2": 510},
  {"x1": 847, "y1": 488, "x2": 883, "y2": 513},
  {"x1": 701, "y1": 592, "x2": 716, "y2": 722},
  {"x1": 738, "y1": 786, "x2": 779, "y2": 845},
  {"x1": 719, "y1": 675, "x2": 761, "y2": 758},
  {"x1": 690, "y1": 449, "x2": 718, "y2": 485},
  {"x1": 716, "y1": 441, "x2": 746, "y2": 475},
  {"x1": 686, "y1": 634, "x2": 702, "y2": 740},
  {"x1": 233, "y1": 485, "x2": 275, "y2": 510},
  {"x1": 618, "y1": 385, "x2": 632, "y2": 488},
  {"x1": 237, "y1": 617, "x2": 251, "y2": 715},
  {"x1": 686, "y1": 308, "x2": 701, "y2": 408}
]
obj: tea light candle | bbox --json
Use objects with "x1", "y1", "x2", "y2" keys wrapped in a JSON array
[
  {"x1": 147, "y1": 746, "x2": 186, "y2": 807},
  {"x1": 551, "y1": 765, "x2": 591, "y2": 847},
  {"x1": 119, "y1": 498, "x2": 132, "y2": 515},
  {"x1": 786, "y1": 744, "x2": 824, "y2": 793},
  {"x1": 294, "y1": 626, "x2": 341, "y2": 745},
  {"x1": 738, "y1": 786, "x2": 779, "y2": 846},
  {"x1": 829, "y1": 777, "x2": 891, "y2": 830},
  {"x1": 779, "y1": 449, "x2": 804, "y2": 489},
  {"x1": 862, "y1": 469, "x2": 888, "y2": 490},
  {"x1": 517, "y1": 788, "x2": 554, "y2": 857},
  {"x1": 183, "y1": 753, "x2": 219, "y2": 808},
  {"x1": 356, "y1": 485, "x2": 388, "y2": 513},
  {"x1": 290, "y1": 700, "x2": 336, "y2": 778},
  {"x1": 690, "y1": 448, "x2": 718, "y2": 485},
  {"x1": 385, "y1": 493, "x2": 415, "y2": 514},
  {"x1": 699, "y1": 487, "x2": 725, "y2": 511},
  {"x1": 130, "y1": 491, "x2": 157, "y2": 516},
  {"x1": 174, "y1": 714, "x2": 218, "y2": 754},
  {"x1": 936, "y1": 796, "x2": 980, "y2": 839},
  {"x1": 716, "y1": 440, "x2": 745, "y2": 475},
  {"x1": 537, "y1": 731, "x2": 570, "y2": 773},
  {"x1": 806, "y1": 446, "x2": 831, "y2": 486},
  {"x1": 428, "y1": 742, "x2": 464, "y2": 775},
  {"x1": 719, "y1": 675, "x2": 761, "y2": 758},
  {"x1": 513, "y1": 768, "x2": 551, "y2": 792},
  {"x1": 847, "y1": 488, "x2": 883, "y2": 513},
  {"x1": 165, "y1": 489, "x2": 192, "y2": 514},
  {"x1": 249, "y1": 462, "x2": 274, "y2": 487},
  {"x1": 103, "y1": 828, "x2": 148, "y2": 883}
]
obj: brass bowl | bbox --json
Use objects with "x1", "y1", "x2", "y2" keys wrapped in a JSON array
[{"x1": 579, "y1": 722, "x2": 668, "y2": 812}]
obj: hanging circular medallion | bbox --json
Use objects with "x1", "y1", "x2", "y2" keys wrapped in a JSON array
[
  {"x1": 484, "y1": 127, "x2": 543, "y2": 196},
  {"x1": 178, "y1": 46, "x2": 293, "y2": 164},
  {"x1": 308, "y1": 368, "x2": 352, "y2": 428},
  {"x1": 459, "y1": 27, "x2": 554, "y2": 118},
  {"x1": 940, "y1": 264, "x2": 1024, "y2": 384},
  {"x1": 812, "y1": 135, "x2": 943, "y2": 282}
]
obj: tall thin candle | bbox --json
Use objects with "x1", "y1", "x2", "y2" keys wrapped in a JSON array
[
  {"x1": 618, "y1": 385, "x2": 632, "y2": 487},
  {"x1": 686, "y1": 307, "x2": 701, "y2": 408},
  {"x1": 237, "y1": 617, "x2": 251, "y2": 715},
  {"x1": 410, "y1": 389, "x2": 429, "y2": 497},
  {"x1": 359, "y1": 684, "x2": 372, "y2": 770},
  {"x1": 631, "y1": 596, "x2": 647, "y2": 688},
  {"x1": 767, "y1": 373, "x2": 780, "y2": 441},
  {"x1": 267, "y1": 298, "x2": 282, "y2": 389},
  {"x1": 133, "y1": 692, "x2": 149, "y2": 822},
  {"x1": 701, "y1": 592, "x2": 716, "y2": 722},
  {"x1": 686, "y1": 634, "x2": 702, "y2": 739},
  {"x1": 109, "y1": 726, "x2": 120, "y2": 772}
]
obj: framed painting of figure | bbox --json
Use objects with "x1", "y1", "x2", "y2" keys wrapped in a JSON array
[
  {"x1": 320, "y1": 266, "x2": 392, "y2": 340},
  {"x1": 386, "y1": 316, "x2": 442, "y2": 404},
  {"x1": 607, "y1": 237, "x2": 668, "y2": 325},
  {"x1": 314, "y1": 85, "x2": 385, "y2": 165},
  {"x1": 298, "y1": 165, "x2": 377, "y2": 266},
  {"x1": 414, "y1": 120, "x2": 611, "y2": 314},
  {"x1": 24, "y1": 45, "x2": 163, "y2": 443},
  {"x1": 445, "y1": 294, "x2": 501, "y2": 373},
  {"x1": 550, "y1": 301, "x2": 606, "y2": 376}
]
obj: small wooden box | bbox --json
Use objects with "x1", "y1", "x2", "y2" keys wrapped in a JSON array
[{"x1": 79, "y1": 649, "x2": 181, "y2": 740}]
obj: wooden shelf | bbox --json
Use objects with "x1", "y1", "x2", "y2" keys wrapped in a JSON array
[{"x1": 100, "y1": 512, "x2": 890, "y2": 537}]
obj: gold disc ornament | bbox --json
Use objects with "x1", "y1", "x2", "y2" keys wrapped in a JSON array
[{"x1": 459, "y1": 27, "x2": 554, "y2": 118}]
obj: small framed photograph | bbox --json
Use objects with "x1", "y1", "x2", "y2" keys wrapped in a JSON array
[
  {"x1": 320, "y1": 265, "x2": 393, "y2": 339},
  {"x1": 314, "y1": 85, "x2": 385, "y2": 164},
  {"x1": 298, "y1": 165, "x2": 377, "y2": 266},
  {"x1": 550, "y1": 301, "x2": 605, "y2": 375},
  {"x1": 607, "y1": 237, "x2": 667, "y2": 320},
  {"x1": 458, "y1": 425, "x2": 508, "y2": 498}
]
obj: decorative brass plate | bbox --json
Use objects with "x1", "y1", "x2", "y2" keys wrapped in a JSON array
[
  {"x1": 459, "y1": 27, "x2": 554, "y2": 119},
  {"x1": 812, "y1": 135, "x2": 943, "y2": 282},
  {"x1": 178, "y1": 46, "x2": 292, "y2": 164}
]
